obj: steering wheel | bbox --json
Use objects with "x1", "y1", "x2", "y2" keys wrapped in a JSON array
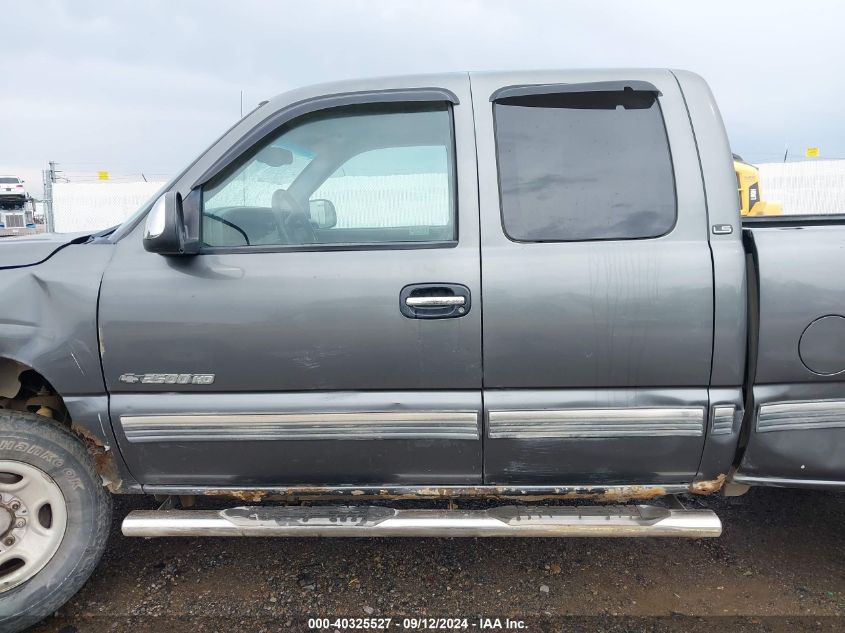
[{"x1": 271, "y1": 189, "x2": 317, "y2": 244}]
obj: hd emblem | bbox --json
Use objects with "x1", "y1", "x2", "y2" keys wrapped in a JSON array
[{"x1": 118, "y1": 373, "x2": 215, "y2": 385}]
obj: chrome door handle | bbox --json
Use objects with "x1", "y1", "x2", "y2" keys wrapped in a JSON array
[
  {"x1": 400, "y1": 284, "x2": 471, "y2": 319},
  {"x1": 404, "y1": 296, "x2": 466, "y2": 308}
]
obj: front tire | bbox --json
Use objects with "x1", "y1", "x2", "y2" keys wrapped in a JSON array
[{"x1": 0, "y1": 411, "x2": 112, "y2": 632}]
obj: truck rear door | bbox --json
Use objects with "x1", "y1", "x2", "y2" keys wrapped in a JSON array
[{"x1": 471, "y1": 70, "x2": 714, "y2": 485}]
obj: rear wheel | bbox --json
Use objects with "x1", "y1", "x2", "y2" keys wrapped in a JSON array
[{"x1": 0, "y1": 411, "x2": 112, "y2": 632}]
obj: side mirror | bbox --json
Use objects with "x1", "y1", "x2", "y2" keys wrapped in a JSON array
[
  {"x1": 143, "y1": 191, "x2": 200, "y2": 255},
  {"x1": 309, "y1": 199, "x2": 337, "y2": 229}
]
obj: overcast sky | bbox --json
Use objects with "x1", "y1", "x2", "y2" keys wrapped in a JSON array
[{"x1": 2, "y1": 0, "x2": 843, "y2": 194}]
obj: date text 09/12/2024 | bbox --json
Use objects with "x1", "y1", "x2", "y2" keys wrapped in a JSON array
[{"x1": 307, "y1": 617, "x2": 527, "y2": 630}]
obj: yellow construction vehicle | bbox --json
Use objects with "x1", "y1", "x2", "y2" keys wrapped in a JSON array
[{"x1": 733, "y1": 154, "x2": 783, "y2": 216}]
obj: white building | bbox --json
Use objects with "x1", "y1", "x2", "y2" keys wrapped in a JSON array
[
  {"x1": 52, "y1": 181, "x2": 165, "y2": 233},
  {"x1": 757, "y1": 159, "x2": 845, "y2": 215}
]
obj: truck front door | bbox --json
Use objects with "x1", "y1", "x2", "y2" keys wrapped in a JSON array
[
  {"x1": 99, "y1": 78, "x2": 482, "y2": 488},
  {"x1": 472, "y1": 70, "x2": 715, "y2": 485}
]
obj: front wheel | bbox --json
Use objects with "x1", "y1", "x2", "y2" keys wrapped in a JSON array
[{"x1": 0, "y1": 411, "x2": 112, "y2": 632}]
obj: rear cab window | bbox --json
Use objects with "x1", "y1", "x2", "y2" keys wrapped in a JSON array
[{"x1": 493, "y1": 88, "x2": 676, "y2": 241}]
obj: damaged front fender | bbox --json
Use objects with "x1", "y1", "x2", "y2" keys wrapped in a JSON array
[{"x1": 0, "y1": 244, "x2": 113, "y2": 396}]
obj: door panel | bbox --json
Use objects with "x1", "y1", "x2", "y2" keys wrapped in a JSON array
[
  {"x1": 472, "y1": 70, "x2": 714, "y2": 484},
  {"x1": 101, "y1": 247, "x2": 480, "y2": 392},
  {"x1": 483, "y1": 388, "x2": 708, "y2": 484},
  {"x1": 479, "y1": 241, "x2": 713, "y2": 388},
  {"x1": 109, "y1": 391, "x2": 482, "y2": 485},
  {"x1": 99, "y1": 77, "x2": 482, "y2": 486}
]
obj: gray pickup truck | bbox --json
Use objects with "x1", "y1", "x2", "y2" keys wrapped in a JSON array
[{"x1": 1, "y1": 69, "x2": 843, "y2": 629}]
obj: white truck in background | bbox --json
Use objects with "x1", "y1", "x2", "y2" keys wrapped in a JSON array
[{"x1": 0, "y1": 176, "x2": 36, "y2": 236}]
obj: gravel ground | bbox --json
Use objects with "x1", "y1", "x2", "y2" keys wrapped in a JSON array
[{"x1": 29, "y1": 487, "x2": 844, "y2": 633}]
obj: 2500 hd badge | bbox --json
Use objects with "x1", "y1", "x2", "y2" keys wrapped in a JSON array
[{"x1": 118, "y1": 373, "x2": 215, "y2": 385}]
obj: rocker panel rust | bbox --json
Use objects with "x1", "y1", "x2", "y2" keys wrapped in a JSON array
[
  {"x1": 71, "y1": 423, "x2": 123, "y2": 494},
  {"x1": 688, "y1": 474, "x2": 727, "y2": 495},
  {"x1": 165, "y1": 475, "x2": 728, "y2": 503},
  {"x1": 192, "y1": 483, "x2": 688, "y2": 503}
]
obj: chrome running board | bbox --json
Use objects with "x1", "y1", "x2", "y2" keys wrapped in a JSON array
[{"x1": 123, "y1": 504, "x2": 721, "y2": 538}]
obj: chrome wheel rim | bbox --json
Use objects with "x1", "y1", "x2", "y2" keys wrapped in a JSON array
[{"x1": 0, "y1": 460, "x2": 67, "y2": 593}]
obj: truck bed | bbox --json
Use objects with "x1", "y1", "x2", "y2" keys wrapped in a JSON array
[{"x1": 737, "y1": 216, "x2": 845, "y2": 486}]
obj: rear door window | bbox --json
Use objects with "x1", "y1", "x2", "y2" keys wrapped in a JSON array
[{"x1": 494, "y1": 89, "x2": 676, "y2": 241}]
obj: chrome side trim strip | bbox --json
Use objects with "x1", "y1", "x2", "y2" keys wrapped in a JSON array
[
  {"x1": 487, "y1": 408, "x2": 705, "y2": 439},
  {"x1": 730, "y1": 474, "x2": 845, "y2": 491},
  {"x1": 756, "y1": 400, "x2": 845, "y2": 433},
  {"x1": 711, "y1": 405, "x2": 736, "y2": 435},
  {"x1": 121, "y1": 411, "x2": 479, "y2": 443},
  {"x1": 123, "y1": 504, "x2": 722, "y2": 539}
]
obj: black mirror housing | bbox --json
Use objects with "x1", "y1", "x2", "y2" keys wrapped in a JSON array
[{"x1": 143, "y1": 190, "x2": 201, "y2": 255}]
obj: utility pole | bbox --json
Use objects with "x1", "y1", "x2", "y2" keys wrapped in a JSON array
[
  {"x1": 42, "y1": 161, "x2": 62, "y2": 233},
  {"x1": 42, "y1": 166, "x2": 53, "y2": 232}
]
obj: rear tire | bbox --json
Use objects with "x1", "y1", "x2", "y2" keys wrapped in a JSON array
[{"x1": 0, "y1": 411, "x2": 112, "y2": 632}]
